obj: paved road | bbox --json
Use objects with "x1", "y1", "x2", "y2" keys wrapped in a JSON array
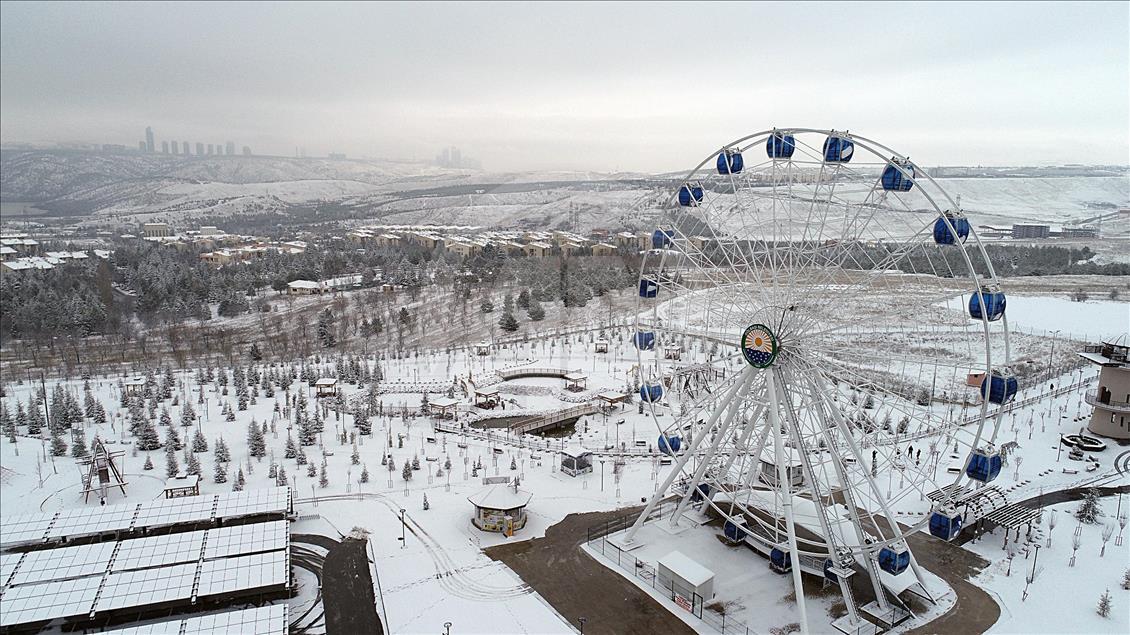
[
  {"x1": 903, "y1": 530, "x2": 997, "y2": 635},
  {"x1": 322, "y1": 537, "x2": 383, "y2": 635},
  {"x1": 486, "y1": 508, "x2": 694, "y2": 635}
]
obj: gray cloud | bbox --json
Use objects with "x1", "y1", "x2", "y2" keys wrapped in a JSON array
[{"x1": 2, "y1": 1, "x2": 1127, "y2": 171}]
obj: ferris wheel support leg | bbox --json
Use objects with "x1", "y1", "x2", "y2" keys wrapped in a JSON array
[
  {"x1": 623, "y1": 368, "x2": 751, "y2": 545},
  {"x1": 767, "y1": 368, "x2": 809, "y2": 635},
  {"x1": 717, "y1": 399, "x2": 766, "y2": 481},
  {"x1": 669, "y1": 376, "x2": 750, "y2": 527},
  {"x1": 776, "y1": 370, "x2": 864, "y2": 628},
  {"x1": 814, "y1": 372, "x2": 932, "y2": 598}
]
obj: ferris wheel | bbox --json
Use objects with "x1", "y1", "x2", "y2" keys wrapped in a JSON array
[{"x1": 626, "y1": 128, "x2": 1018, "y2": 633}]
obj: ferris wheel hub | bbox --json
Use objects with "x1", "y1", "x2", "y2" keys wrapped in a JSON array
[{"x1": 741, "y1": 323, "x2": 779, "y2": 368}]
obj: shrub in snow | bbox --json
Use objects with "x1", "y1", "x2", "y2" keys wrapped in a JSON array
[
  {"x1": 1097, "y1": 589, "x2": 1112, "y2": 618},
  {"x1": 143, "y1": 455, "x2": 154, "y2": 470}
]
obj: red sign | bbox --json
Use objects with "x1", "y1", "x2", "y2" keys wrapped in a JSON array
[{"x1": 674, "y1": 593, "x2": 692, "y2": 612}]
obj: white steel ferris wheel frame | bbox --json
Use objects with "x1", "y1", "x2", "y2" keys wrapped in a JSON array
[{"x1": 627, "y1": 128, "x2": 1014, "y2": 634}]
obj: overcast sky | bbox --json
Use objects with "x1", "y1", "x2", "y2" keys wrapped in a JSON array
[{"x1": 1, "y1": 1, "x2": 1127, "y2": 172}]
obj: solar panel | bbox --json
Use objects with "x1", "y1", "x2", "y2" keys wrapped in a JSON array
[
  {"x1": 0, "y1": 552, "x2": 24, "y2": 587},
  {"x1": 214, "y1": 487, "x2": 289, "y2": 519},
  {"x1": 0, "y1": 511, "x2": 57, "y2": 547},
  {"x1": 133, "y1": 496, "x2": 215, "y2": 528},
  {"x1": 203, "y1": 521, "x2": 287, "y2": 560},
  {"x1": 196, "y1": 551, "x2": 288, "y2": 598},
  {"x1": 112, "y1": 531, "x2": 205, "y2": 572},
  {"x1": 0, "y1": 576, "x2": 101, "y2": 627},
  {"x1": 9, "y1": 542, "x2": 116, "y2": 586},
  {"x1": 182, "y1": 604, "x2": 288, "y2": 634},
  {"x1": 47, "y1": 505, "x2": 136, "y2": 540},
  {"x1": 100, "y1": 604, "x2": 288, "y2": 635},
  {"x1": 95, "y1": 563, "x2": 197, "y2": 612}
]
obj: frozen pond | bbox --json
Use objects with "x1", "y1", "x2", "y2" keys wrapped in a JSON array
[{"x1": 943, "y1": 294, "x2": 1128, "y2": 340}]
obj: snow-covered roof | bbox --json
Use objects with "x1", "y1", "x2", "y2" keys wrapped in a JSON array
[
  {"x1": 597, "y1": 391, "x2": 626, "y2": 402},
  {"x1": 315, "y1": 377, "x2": 338, "y2": 386},
  {"x1": 474, "y1": 386, "x2": 499, "y2": 396},
  {"x1": 657, "y1": 550, "x2": 714, "y2": 587},
  {"x1": 467, "y1": 484, "x2": 532, "y2": 510},
  {"x1": 163, "y1": 474, "x2": 201, "y2": 490},
  {"x1": 560, "y1": 444, "x2": 591, "y2": 458},
  {"x1": 288, "y1": 280, "x2": 320, "y2": 289},
  {"x1": 430, "y1": 397, "x2": 459, "y2": 408},
  {"x1": 563, "y1": 372, "x2": 587, "y2": 381}
]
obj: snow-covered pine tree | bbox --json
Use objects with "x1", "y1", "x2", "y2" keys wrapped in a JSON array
[
  {"x1": 1076, "y1": 488, "x2": 1104, "y2": 524},
  {"x1": 307, "y1": 462, "x2": 317, "y2": 477},
  {"x1": 137, "y1": 419, "x2": 161, "y2": 450},
  {"x1": 214, "y1": 461, "x2": 227, "y2": 483},
  {"x1": 50, "y1": 431, "x2": 68, "y2": 456},
  {"x1": 143, "y1": 455, "x2": 154, "y2": 470},
  {"x1": 165, "y1": 425, "x2": 182, "y2": 450},
  {"x1": 166, "y1": 447, "x2": 180, "y2": 477},
  {"x1": 284, "y1": 433, "x2": 297, "y2": 458},
  {"x1": 402, "y1": 461, "x2": 413, "y2": 481},
  {"x1": 248, "y1": 420, "x2": 266, "y2": 460},
  {"x1": 215, "y1": 437, "x2": 231, "y2": 463},
  {"x1": 319, "y1": 464, "x2": 329, "y2": 488},
  {"x1": 277, "y1": 465, "x2": 288, "y2": 487},
  {"x1": 360, "y1": 464, "x2": 369, "y2": 483},
  {"x1": 186, "y1": 452, "x2": 201, "y2": 476},
  {"x1": 191, "y1": 429, "x2": 208, "y2": 453},
  {"x1": 1097, "y1": 589, "x2": 1112, "y2": 618}
]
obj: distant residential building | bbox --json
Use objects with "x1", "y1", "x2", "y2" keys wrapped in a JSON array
[
  {"x1": 591, "y1": 242, "x2": 617, "y2": 257},
  {"x1": 183, "y1": 141, "x2": 190, "y2": 155},
  {"x1": 206, "y1": 144, "x2": 214, "y2": 155},
  {"x1": 196, "y1": 142, "x2": 205, "y2": 155},
  {"x1": 286, "y1": 280, "x2": 321, "y2": 295},
  {"x1": 139, "y1": 141, "x2": 147, "y2": 152},
  {"x1": 170, "y1": 142, "x2": 178, "y2": 155},
  {"x1": 1057, "y1": 226, "x2": 1099, "y2": 239},
  {"x1": 242, "y1": 146, "x2": 251, "y2": 156},
  {"x1": 142, "y1": 222, "x2": 172, "y2": 238},
  {"x1": 198, "y1": 226, "x2": 224, "y2": 237},
  {"x1": 145, "y1": 126, "x2": 155, "y2": 152},
  {"x1": 1011, "y1": 224, "x2": 1050, "y2": 239},
  {"x1": 225, "y1": 141, "x2": 235, "y2": 156},
  {"x1": 161, "y1": 141, "x2": 169, "y2": 154},
  {"x1": 328, "y1": 153, "x2": 347, "y2": 160},
  {"x1": 0, "y1": 233, "x2": 40, "y2": 255},
  {"x1": 523, "y1": 242, "x2": 552, "y2": 258}
]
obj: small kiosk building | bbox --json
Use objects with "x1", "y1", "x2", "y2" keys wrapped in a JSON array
[{"x1": 468, "y1": 484, "x2": 532, "y2": 535}]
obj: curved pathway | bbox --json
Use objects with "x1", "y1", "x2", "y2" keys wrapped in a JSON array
[{"x1": 322, "y1": 537, "x2": 383, "y2": 635}]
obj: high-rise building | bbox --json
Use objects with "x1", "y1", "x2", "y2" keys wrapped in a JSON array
[
  {"x1": 207, "y1": 144, "x2": 214, "y2": 155},
  {"x1": 242, "y1": 146, "x2": 251, "y2": 156},
  {"x1": 217, "y1": 143, "x2": 224, "y2": 155},
  {"x1": 225, "y1": 141, "x2": 235, "y2": 156},
  {"x1": 139, "y1": 141, "x2": 147, "y2": 151},
  {"x1": 196, "y1": 142, "x2": 204, "y2": 156},
  {"x1": 145, "y1": 126, "x2": 155, "y2": 153},
  {"x1": 171, "y1": 142, "x2": 178, "y2": 155},
  {"x1": 183, "y1": 141, "x2": 190, "y2": 155},
  {"x1": 161, "y1": 141, "x2": 169, "y2": 154}
]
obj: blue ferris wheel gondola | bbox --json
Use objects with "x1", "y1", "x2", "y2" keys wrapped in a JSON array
[
  {"x1": 929, "y1": 509, "x2": 963, "y2": 541},
  {"x1": 638, "y1": 278, "x2": 658, "y2": 298},
  {"x1": 652, "y1": 228, "x2": 674, "y2": 249},
  {"x1": 678, "y1": 184, "x2": 704, "y2": 207},
  {"x1": 640, "y1": 382, "x2": 664, "y2": 403},
  {"x1": 770, "y1": 547, "x2": 792, "y2": 573},
  {"x1": 881, "y1": 161, "x2": 915, "y2": 192},
  {"x1": 878, "y1": 544, "x2": 911, "y2": 575},
  {"x1": 823, "y1": 134, "x2": 854, "y2": 163},
  {"x1": 633, "y1": 331, "x2": 656, "y2": 350},
  {"x1": 723, "y1": 518, "x2": 748, "y2": 541},
  {"x1": 968, "y1": 287, "x2": 1006, "y2": 322},
  {"x1": 980, "y1": 371, "x2": 1019, "y2": 405},
  {"x1": 717, "y1": 149, "x2": 744, "y2": 175},
  {"x1": 658, "y1": 433, "x2": 682, "y2": 456},
  {"x1": 966, "y1": 449, "x2": 1003, "y2": 483},
  {"x1": 766, "y1": 132, "x2": 796, "y2": 159},
  {"x1": 933, "y1": 214, "x2": 970, "y2": 245}
]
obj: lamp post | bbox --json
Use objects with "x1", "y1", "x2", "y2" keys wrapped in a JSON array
[
  {"x1": 1046, "y1": 330, "x2": 1061, "y2": 381},
  {"x1": 443, "y1": 621, "x2": 452, "y2": 635},
  {"x1": 599, "y1": 459, "x2": 606, "y2": 492},
  {"x1": 399, "y1": 508, "x2": 407, "y2": 548},
  {"x1": 578, "y1": 617, "x2": 587, "y2": 634}
]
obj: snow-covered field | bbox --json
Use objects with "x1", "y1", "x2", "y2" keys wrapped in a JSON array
[{"x1": 1, "y1": 316, "x2": 1127, "y2": 634}]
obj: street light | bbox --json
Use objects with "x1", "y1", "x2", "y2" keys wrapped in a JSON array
[
  {"x1": 599, "y1": 459, "x2": 606, "y2": 492},
  {"x1": 1047, "y1": 330, "x2": 1061, "y2": 381},
  {"x1": 578, "y1": 617, "x2": 587, "y2": 634},
  {"x1": 399, "y1": 508, "x2": 407, "y2": 548},
  {"x1": 443, "y1": 621, "x2": 452, "y2": 635}
]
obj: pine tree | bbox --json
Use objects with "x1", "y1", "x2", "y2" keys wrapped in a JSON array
[
  {"x1": 186, "y1": 452, "x2": 201, "y2": 476},
  {"x1": 412, "y1": 454, "x2": 420, "y2": 470},
  {"x1": 250, "y1": 343, "x2": 262, "y2": 361},
  {"x1": 307, "y1": 462, "x2": 317, "y2": 477},
  {"x1": 248, "y1": 420, "x2": 266, "y2": 460},
  {"x1": 165, "y1": 425, "x2": 182, "y2": 450},
  {"x1": 180, "y1": 401, "x2": 196, "y2": 426},
  {"x1": 50, "y1": 431, "x2": 67, "y2": 456},
  {"x1": 510, "y1": 456, "x2": 517, "y2": 470},
  {"x1": 277, "y1": 465, "x2": 288, "y2": 487},
  {"x1": 351, "y1": 444, "x2": 360, "y2": 465},
  {"x1": 15, "y1": 401, "x2": 28, "y2": 430},
  {"x1": 27, "y1": 397, "x2": 43, "y2": 436},
  {"x1": 499, "y1": 310, "x2": 519, "y2": 332},
  {"x1": 159, "y1": 407, "x2": 172, "y2": 427},
  {"x1": 1076, "y1": 488, "x2": 1104, "y2": 524},
  {"x1": 143, "y1": 455, "x2": 154, "y2": 470},
  {"x1": 445, "y1": 456, "x2": 452, "y2": 471},
  {"x1": 527, "y1": 299, "x2": 545, "y2": 321},
  {"x1": 268, "y1": 462, "x2": 278, "y2": 479},
  {"x1": 1097, "y1": 589, "x2": 1112, "y2": 618},
  {"x1": 284, "y1": 433, "x2": 297, "y2": 458},
  {"x1": 423, "y1": 492, "x2": 430, "y2": 510},
  {"x1": 233, "y1": 468, "x2": 245, "y2": 491},
  {"x1": 136, "y1": 419, "x2": 161, "y2": 450},
  {"x1": 1, "y1": 402, "x2": 16, "y2": 442},
  {"x1": 319, "y1": 464, "x2": 329, "y2": 488},
  {"x1": 214, "y1": 461, "x2": 228, "y2": 483},
  {"x1": 71, "y1": 430, "x2": 89, "y2": 458},
  {"x1": 402, "y1": 461, "x2": 413, "y2": 481},
  {"x1": 318, "y1": 309, "x2": 337, "y2": 348},
  {"x1": 517, "y1": 289, "x2": 530, "y2": 309},
  {"x1": 214, "y1": 437, "x2": 231, "y2": 463},
  {"x1": 297, "y1": 448, "x2": 308, "y2": 466},
  {"x1": 360, "y1": 464, "x2": 370, "y2": 483},
  {"x1": 191, "y1": 429, "x2": 208, "y2": 453},
  {"x1": 166, "y1": 447, "x2": 180, "y2": 477}
]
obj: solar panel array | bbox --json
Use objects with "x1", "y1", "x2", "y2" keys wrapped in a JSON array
[
  {"x1": 0, "y1": 487, "x2": 290, "y2": 549},
  {"x1": 0, "y1": 521, "x2": 290, "y2": 629},
  {"x1": 100, "y1": 604, "x2": 288, "y2": 635}
]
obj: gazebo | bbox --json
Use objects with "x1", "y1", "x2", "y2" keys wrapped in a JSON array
[
  {"x1": 467, "y1": 483, "x2": 533, "y2": 535},
  {"x1": 163, "y1": 473, "x2": 201, "y2": 499},
  {"x1": 474, "y1": 386, "x2": 500, "y2": 409},
  {"x1": 594, "y1": 338, "x2": 609, "y2": 353},
  {"x1": 560, "y1": 445, "x2": 593, "y2": 477},
  {"x1": 597, "y1": 391, "x2": 627, "y2": 411},
  {"x1": 663, "y1": 343, "x2": 682, "y2": 360},
  {"x1": 475, "y1": 342, "x2": 491, "y2": 356},
  {"x1": 564, "y1": 372, "x2": 588, "y2": 392},
  {"x1": 430, "y1": 396, "x2": 459, "y2": 419},
  {"x1": 315, "y1": 377, "x2": 339, "y2": 398},
  {"x1": 123, "y1": 376, "x2": 145, "y2": 396}
]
